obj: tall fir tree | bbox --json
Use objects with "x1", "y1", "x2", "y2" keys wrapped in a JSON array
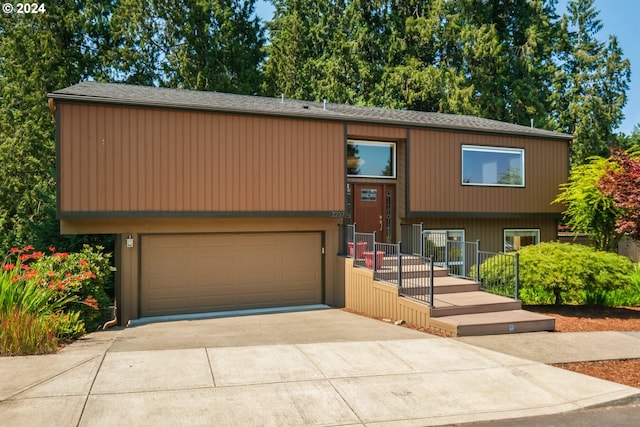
[
  {"x1": 373, "y1": 0, "x2": 479, "y2": 113},
  {"x1": 451, "y1": 0, "x2": 563, "y2": 126},
  {"x1": 0, "y1": 1, "x2": 115, "y2": 252},
  {"x1": 550, "y1": 0, "x2": 630, "y2": 165},
  {"x1": 109, "y1": 0, "x2": 265, "y2": 93},
  {"x1": 262, "y1": 0, "x2": 343, "y2": 100}
]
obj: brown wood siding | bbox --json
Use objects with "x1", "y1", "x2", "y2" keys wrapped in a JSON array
[
  {"x1": 409, "y1": 129, "x2": 568, "y2": 214},
  {"x1": 347, "y1": 124, "x2": 406, "y2": 140},
  {"x1": 58, "y1": 103, "x2": 345, "y2": 214},
  {"x1": 415, "y1": 217, "x2": 557, "y2": 253},
  {"x1": 343, "y1": 258, "x2": 446, "y2": 334}
]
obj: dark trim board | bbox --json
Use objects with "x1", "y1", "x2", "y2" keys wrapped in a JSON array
[
  {"x1": 406, "y1": 211, "x2": 562, "y2": 219},
  {"x1": 57, "y1": 210, "x2": 347, "y2": 220}
]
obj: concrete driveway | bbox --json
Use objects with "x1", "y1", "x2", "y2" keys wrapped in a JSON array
[{"x1": 1, "y1": 307, "x2": 638, "y2": 426}]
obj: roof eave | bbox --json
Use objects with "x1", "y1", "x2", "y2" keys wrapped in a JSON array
[{"x1": 48, "y1": 92, "x2": 574, "y2": 141}]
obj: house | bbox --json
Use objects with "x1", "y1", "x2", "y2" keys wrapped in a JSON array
[{"x1": 49, "y1": 82, "x2": 571, "y2": 326}]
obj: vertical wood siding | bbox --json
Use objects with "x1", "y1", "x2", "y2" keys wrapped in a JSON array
[
  {"x1": 347, "y1": 124, "x2": 406, "y2": 140},
  {"x1": 343, "y1": 258, "x2": 434, "y2": 330},
  {"x1": 58, "y1": 103, "x2": 345, "y2": 214},
  {"x1": 409, "y1": 129, "x2": 568, "y2": 214}
]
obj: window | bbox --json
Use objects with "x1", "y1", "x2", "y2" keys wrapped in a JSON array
[
  {"x1": 360, "y1": 188, "x2": 377, "y2": 201},
  {"x1": 462, "y1": 145, "x2": 524, "y2": 187},
  {"x1": 504, "y1": 229, "x2": 539, "y2": 252},
  {"x1": 347, "y1": 140, "x2": 396, "y2": 178}
]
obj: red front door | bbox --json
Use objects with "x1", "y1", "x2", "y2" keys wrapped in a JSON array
[{"x1": 350, "y1": 183, "x2": 396, "y2": 243}]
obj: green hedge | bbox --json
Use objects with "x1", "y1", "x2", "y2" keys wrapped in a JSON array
[{"x1": 478, "y1": 242, "x2": 634, "y2": 305}]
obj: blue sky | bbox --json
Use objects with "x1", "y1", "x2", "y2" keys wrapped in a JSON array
[{"x1": 256, "y1": 0, "x2": 639, "y2": 136}]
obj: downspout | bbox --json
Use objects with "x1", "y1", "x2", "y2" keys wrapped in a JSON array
[{"x1": 102, "y1": 299, "x2": 118, "y2": 330}]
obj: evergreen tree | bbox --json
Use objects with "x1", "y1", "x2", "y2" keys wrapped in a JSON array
[
  {"x1": 262, "y1": 0, "x2": 343, "y2": 100},
  {"x1": 451, "y1": 0, "x2": 562, "y2": 125},
  {"x1": 0, "y1": 1, "x2": 114, "y2": 252},
  {"x1": 106, "y1": 0, "x2": 165, "y2": 85},
  {"x1": 110, "y1": 0, "x2": 265, "y2": 93},
  {"x1": 373, "y1": 0, "x2": 478, "y2": 113},
  {"x1": 550, "y1": 0, "x2": 630, "y2": 165},
  {"x1": 161, "y1": 0, "x2": 265, "y2": 93}
]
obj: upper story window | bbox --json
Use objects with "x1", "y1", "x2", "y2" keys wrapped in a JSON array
[
  {"x1": 462, "y1": 145, "x2": 525, "y2": 187},
  {"x1": 347, "y1": 140, "x2": 396, "y2": 178}
]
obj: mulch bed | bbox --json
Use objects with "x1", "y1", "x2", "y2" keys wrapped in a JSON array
[
  {"x1": 525, "y1": 305, "x2": 640, "y2": 332},
  {"x1": 518, "y1": 305, "x2": 640, "y2": 387}
]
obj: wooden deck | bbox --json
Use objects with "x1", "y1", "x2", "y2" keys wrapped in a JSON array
[{"x1": 343, "y1": 255, "x2": 555, "y2": 337}]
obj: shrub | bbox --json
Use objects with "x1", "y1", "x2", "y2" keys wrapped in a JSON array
[
  {"x1": 0, "y1": 309, "x2": 59, "y2": 356},
  {"x1": 0, "y1": 244, "x2": 114, "y2": 355},
  {"x1": 0, "y1": 253, "x2": 77, "y2": 316},
  {"x1": 589, "y1": 263, "x2": 640, "y2": 307},
  {"x1": 472, "y1": 253, "x2": 518, "y2": 297},
  {"x1": 28, "y1": 245, "x2": 114, "y2": 331},
  {"x1": 1, "y1": 248, "x2": 83, "y2": 354},
  {"x1": 476, "y1": 242, "x2": 634, "y2": 305}
]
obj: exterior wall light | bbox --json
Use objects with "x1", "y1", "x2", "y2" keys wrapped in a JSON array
[{"x1": 126, "y1": 234, "x2": 134, "y2": 248}]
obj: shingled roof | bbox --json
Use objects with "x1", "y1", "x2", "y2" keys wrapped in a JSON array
[{"x1": 49, "y1": 82, "x2": 572, "y2": 140}]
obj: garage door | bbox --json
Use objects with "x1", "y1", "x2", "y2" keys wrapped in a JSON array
[{"x1": 140, "y1": 233, "x2": 322, "y2": 317}]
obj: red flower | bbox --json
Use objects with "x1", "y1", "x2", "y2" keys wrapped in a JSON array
[
  {"x1": 20, "y1": 264, "x2": 30, "y2": 270},
  {"x1": 22, "y1": 245, "x2": 34, "y2": 252},
  {"x1": 83, "y1": 297, "x2": 99, "y2": 310},
  {"x1": 82, "y1": 271, "x2": 97, "y2": 279},
  {"x1": 31, "y1": 251, "x2": 43, "y2": 260},
  {"x1": 2, "y1": 263, "x2": 15, "y2": 271},
  {"x1": 49, "y1": 246, "x2": 56, "y2": 252},
  {"x1": 79, "y1": 259, "x2": 88, "y2": 267},
  {"x1": 53, "y1": 252, "x2": 69, "y2": 258},
  {"x1": 9, "y1": 247, "x2": 20, "y2": 253},
  {"x1": 20, "y1": 254, "x2": 31, "y2": 261}
]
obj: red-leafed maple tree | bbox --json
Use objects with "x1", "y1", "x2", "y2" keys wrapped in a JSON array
[{"x1": 599, "y1": 148, "x2": 640, "y2": 240}]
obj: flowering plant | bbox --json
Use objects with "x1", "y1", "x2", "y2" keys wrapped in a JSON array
[{"x1": 1, "y1": 244, "x2": 114, "y2": 342}]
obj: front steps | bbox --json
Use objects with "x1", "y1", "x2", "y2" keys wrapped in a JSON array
[{"x1": 372, "y1": 255, "x2": 555, "y2": 337}]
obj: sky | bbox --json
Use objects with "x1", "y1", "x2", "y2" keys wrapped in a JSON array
[{"x1": 255, "y1": 0, "x2": 639, "y2": 136}]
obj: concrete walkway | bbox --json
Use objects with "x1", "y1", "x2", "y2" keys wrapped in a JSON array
[{"x1": 1, "y1": 308, "x2": 639, "y2": 427}]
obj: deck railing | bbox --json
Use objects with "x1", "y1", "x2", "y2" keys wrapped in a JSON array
[
  {"x1": 475, "y1": 251, "x2": 520, "y2": 300},
  {"x1": 400, "y1": 223, "x2": 423, "y2": 255},
  {"x1": 396, "y1": 255, "x2": 435, "y2": 307},
  {"x1": 352, "y1": 232, "x2": 376, "y2": 268},
  {"x1": 341, "y1": 223, "x2": 520, "y2": 305},
  {"x1": 341, "y1": 224, "x2": 435, "y2": 307}
]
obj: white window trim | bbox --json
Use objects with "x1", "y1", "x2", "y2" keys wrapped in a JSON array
[
  {"x1": 347, "y1": 140, "x2": 396, "y2": 179},
  {"x1": 461, "y1": 145, "x2": 525, "y2": 187},
  {"x1": 503, "y1": 229, "x2": 540, "y2": 252}
]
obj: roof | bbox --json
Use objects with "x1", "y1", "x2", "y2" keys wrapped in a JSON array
[{"x1": 49, "y1": 82, "x2": 572, "y2": 140}]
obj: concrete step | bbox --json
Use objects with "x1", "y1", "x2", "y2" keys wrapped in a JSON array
[
  {"x1": 429, "y1": 309, "x2": 555, "y2": 337},
  {"x1": 430, "y1": 291, "x2": 522, "y2": 317}
]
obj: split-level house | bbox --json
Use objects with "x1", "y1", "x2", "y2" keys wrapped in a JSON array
[{"x1": 49, "y1": 82, "x2": 571, "y2": 327}]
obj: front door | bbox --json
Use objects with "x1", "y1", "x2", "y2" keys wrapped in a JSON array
[{"x1": 349, "y1": 183, "x2": 396, "y2": 243}]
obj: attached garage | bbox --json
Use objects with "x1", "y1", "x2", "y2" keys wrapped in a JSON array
[{"x1": 140, "y1": 232, "x2": 323, "y2": 317}]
